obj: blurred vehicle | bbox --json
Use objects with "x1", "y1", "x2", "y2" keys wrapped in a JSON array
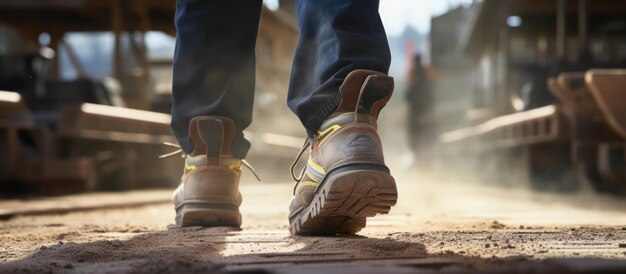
[{"x1": 429, "y1": 0, "x2": 626, "y2": 195}]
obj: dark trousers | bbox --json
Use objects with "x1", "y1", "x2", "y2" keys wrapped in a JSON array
[{"x1": 172, "y1": 0, "x2": 391, "y2": 158}]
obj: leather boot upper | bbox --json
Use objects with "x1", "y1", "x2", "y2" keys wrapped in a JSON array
[
  {"x1": 289, "y1": 70, "x2": 394, "y2": 215},
  {"x1": 172, "y1": 116, "x2": 243, "y2": 209}
]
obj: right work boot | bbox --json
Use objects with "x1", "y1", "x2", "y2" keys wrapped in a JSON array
[
  {"x1": 288, "y1": 70, "x2": 398, "y2": 235},
  {"x1": 171, "y1": 116, "x2": 244, "y2": 227}
]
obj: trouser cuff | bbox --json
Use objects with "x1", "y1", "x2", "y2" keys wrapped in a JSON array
[{"x1": 302, "y1": 93, "x2": 342, "y2": 137}]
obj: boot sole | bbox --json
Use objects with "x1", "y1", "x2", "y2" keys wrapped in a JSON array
[
  {"x1": 289, "y1": 165, "x2": 397, "y2": 235},
  {"x1": 172, "y1": 203, "x2": 242, "y2": 228}
]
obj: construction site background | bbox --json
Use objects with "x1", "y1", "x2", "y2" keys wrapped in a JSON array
[{"x1": 1, "y1": 0, "x2": 626, "y2": 273}]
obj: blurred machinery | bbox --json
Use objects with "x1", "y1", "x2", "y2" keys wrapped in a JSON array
[
  {"x1": 428, "y1": 0, "x2": 626, "y2": 195},
  {"x1": 0, "y1": 1, "x2": 300, "y2": 195},
  {"x1": 0, "y1": 0, "x2": 184, "y2": 194},
  {"x1": 0, "y1": 90, "x2": 180, "y2": 194}
]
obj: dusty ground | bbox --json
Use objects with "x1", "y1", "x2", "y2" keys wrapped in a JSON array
[{"x1": 1, "y1": 171, "x2": 626, "y2": 273}]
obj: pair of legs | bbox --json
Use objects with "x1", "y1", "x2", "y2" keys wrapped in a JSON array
[
  {"x1": 170, "y1": 0, "x2": 397, "y2": 235},
  {"x1": 171, "y1": 0, "x2": 391, "y2": 155}
]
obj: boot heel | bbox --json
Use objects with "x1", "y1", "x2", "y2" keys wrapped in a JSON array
[{"x1": 174, "y1": 204, "x2": 242, "y2": 228}]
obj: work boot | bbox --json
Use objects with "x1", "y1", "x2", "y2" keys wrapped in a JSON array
[
  {"x1": 288, "y1": 70, "x2": 398, "y2": 235},
  {"x1": 170, "y1": 116, "x2": 249, "y2": 228}
]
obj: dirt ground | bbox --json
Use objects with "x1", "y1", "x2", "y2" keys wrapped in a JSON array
[{"x1": 1, "y1": 171, "x2": 626, "y2": 273}]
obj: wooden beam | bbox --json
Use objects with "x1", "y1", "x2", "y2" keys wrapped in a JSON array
[
  {"x1": 111, "y1": 0, "x2": 124, "y2": 79},
  {"x1": 556, "y1": 0, "x2": 566, "y2": 62},
  {"x1": 578, "y1": 0, "x2": 588, "y2": 57}
]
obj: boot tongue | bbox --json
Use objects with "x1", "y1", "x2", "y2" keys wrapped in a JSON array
[
  {"x1": 188, "y1": 116, "x2": 236, "y2": 159},
  {"x1": 336, "y1": 70, "x2": 394, "y2": 119}
]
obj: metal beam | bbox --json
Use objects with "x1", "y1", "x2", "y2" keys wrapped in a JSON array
[{"x1": 59, "y1": 39, "x2": 88, "y2": 78}]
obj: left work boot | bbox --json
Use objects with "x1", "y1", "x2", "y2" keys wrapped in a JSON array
[
  {"x1": 166, "y1": 116, "x2": 257, "y2": 228},
  {"x1": 289, "y1": 70, "x2": 398, "y2": 235}
]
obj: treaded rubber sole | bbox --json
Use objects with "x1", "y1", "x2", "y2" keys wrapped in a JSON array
[
  {"x1": 172, "y1": 204, "x2": 242, "y2": 228},
  {"x1": 289, "y1": 168, "x2": 397, "y2": 235}
]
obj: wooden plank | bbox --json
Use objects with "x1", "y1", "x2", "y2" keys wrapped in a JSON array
[
  {"x1": 440, "y1": 105, "x2": 563, "y2": 149},
  {"x1": 225, "y1": 255, "x2": 456, "y2": 267},
  {"x1": 0, "y1": 190, "x2": 171, "y2": 220}
]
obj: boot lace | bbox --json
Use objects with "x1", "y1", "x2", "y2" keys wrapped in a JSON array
[
  {"x1": 289, "y1": 138, "x2": 311, "y2": 193},
  {"x1": 159, "y1": 141, "x2": 261, "y2": 181}
]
